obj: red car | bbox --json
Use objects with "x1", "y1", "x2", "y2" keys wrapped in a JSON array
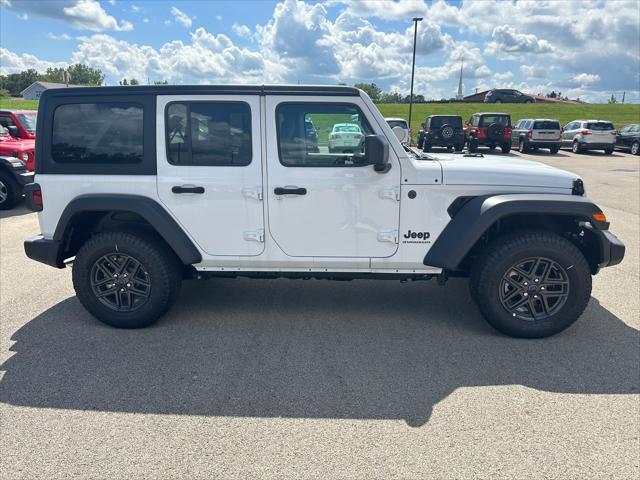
[
  {"x1": 0, "y1": 124, "x2": 35, "y2": 171},
  {"x1": 465, "y1": 112, "x2": 512, "y2": 154},
  {"x1": 0, "y1": 109, "x2": 37, "y2": 140}
]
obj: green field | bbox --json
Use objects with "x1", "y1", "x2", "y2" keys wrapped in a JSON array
[{"x1": 2, "y1": 97, "x2": 638, "y2": 139}]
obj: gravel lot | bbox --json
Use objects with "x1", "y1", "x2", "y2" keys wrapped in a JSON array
[{"x1": 1, "y1": 149, "x2": 638, "y2": 479}]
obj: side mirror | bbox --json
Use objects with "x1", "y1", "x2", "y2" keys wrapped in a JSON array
[
  {"x1": 364, "y1": 135, "x2": 390, "y2": 173},
  {"x1": 7, "y1": 125, "x2": 19, "y2": 138}
]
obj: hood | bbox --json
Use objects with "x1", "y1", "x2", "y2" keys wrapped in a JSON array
[{"x1": 434, "y1": 153, "x2": 578, "y2": 190}]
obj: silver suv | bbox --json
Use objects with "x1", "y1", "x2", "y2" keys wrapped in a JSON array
[{"x1": 562, "y1": 120, "x2": 616, "y2": 154}]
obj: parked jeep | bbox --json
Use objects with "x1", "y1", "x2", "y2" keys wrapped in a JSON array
[
  {"x1": 0, "y1": 123, "x2": 35, "y2": 174},
  {"x1": 417, "y1": 115, "x2": 465, "y2": 152},
  {"x1": 465, "y1": 113, "x2": 512, "y2": 153},
  {"x1": 24, "y1": 85, "x2": 625, "y2": 338},
  {"x1": 511, "y1": 119, "x2": 562, "y2": 153},
  {"x1": 0, "y1": 109, "x2": 37, "y2": 140}
]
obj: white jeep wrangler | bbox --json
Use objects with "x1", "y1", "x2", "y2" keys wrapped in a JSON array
[{"x1": 24, "y1": 85, "x2": 625, "y2": 338}]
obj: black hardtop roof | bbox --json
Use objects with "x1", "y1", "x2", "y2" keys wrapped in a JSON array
[
  {"x1": 474, "y1": 112, "x2": 510, "y2": 116},
  {"x1": 427, "y1": 114, "x2": 462, "y2": 118},
  {"x1": 39, "y1": 84, "x2": 361, "y2": 99}
]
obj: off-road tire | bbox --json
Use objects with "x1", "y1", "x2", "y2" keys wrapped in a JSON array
[
  {"x1": 73, "y1": 231, "x2": 182, "y2": 328},
  {"x1": 417, "y1": 135, "x2": 424, "y2": 150},
  {"x1": 470, "y1": 230, "x2": 592, "y2": 338},
  {"x1": 501, "y1": 143, "x2": 511, "y2": 154},
  {"x1": 604, "y1": 148, "x2": 613, "y2": 155},
  {"x1": 0, "y1": 170, "x2": 21, "y2": 210},
  {"x1": 454, "y1": 143, "x2": 464, "y2": 152},
  {"x1": 631, "y1": 141, "x2": 639, "y2": 155},
  {"x1": 468, "y1": 138, "x2": 478, "y2": 152},
  {"x1": 422, "y1": 142, "x2": 432, "y2": 152},
  {"x1": 550, "y1": 146, "x2": 560, "y2": 154}
]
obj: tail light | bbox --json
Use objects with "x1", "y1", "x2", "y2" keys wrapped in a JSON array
[
  {"x1": 581, "y1": 130, "x2": 592, "y2": 136},
  {"x1": 26, "y1": 152, "x2": 35, "y2": 171},
  {"x1": 477, "y1": 129, "x2": 486, "y2": 139},
  {"x1": 527, "y1": 130, "x2": 532, "y2": 139},
  {"x1": 24, "y1": 183, "x2": 43, "y2": 212},
  {"x1": 504, "y1": 127, "x2": 512, "y2": 139},
  {"x1": 560, "y1": 127, "x2": 563, "y2": 139}
]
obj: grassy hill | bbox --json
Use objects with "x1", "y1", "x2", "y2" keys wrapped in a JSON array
[{"x1": 2, "y1": 97, "x2": 638, "y2": 137}]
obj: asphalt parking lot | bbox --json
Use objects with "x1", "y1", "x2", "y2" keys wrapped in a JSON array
[{"x1": 1, "y1": 149, "x2": 638, "y2": 479}]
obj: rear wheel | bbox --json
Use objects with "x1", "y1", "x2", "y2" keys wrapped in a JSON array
[
  {"x1": 417, "y1": 135, "x2": 424, "y2": 150},
  {"x1": 422, "y1": 142, "x2": 431, "y2": 152},
  {"x1": 604, "y1": 148, "x2": 613, "y2": 155},
  {"x1": 501, "y1": 143, "x2": 511, "y2": 154},
  {"x1": 471, "y1": 230, "x2": 592, "y2": 338},
  {"x1": 73, "y1": 231, "x2": 182, "y2": 328},
  {"x1": 494, "y1": 99, "x2": 502, "y2": 103},
  {"x1": 550, "y1": 146, "x2": 560, "y2": 154},
  {"x1": 518, "y1": 138, "x2": 529, "y2": 153},
  {"x1": 631, "y1": 141, "x2": 639, "y2": 155},
  {"x1": 0, "y1": 170, "x2": 21, "y2": 211},
  {"x1": 468, "y1": 138, "x2": 478, "y2": 152},
  {"x1": 572, "y1": 140, "x2": 583, "y2": 154},
  {"x1": 454, "y1": 143, "x2": 464, "y2": 152},
  {"x1": 446, "y1": 145, "x2": 454, "y2": 152}
]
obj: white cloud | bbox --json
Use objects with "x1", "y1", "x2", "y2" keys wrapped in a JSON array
[
  {"x1": 486, "y1": 25, "x2": 553, "y2": 56},
  {"x1": 232, "y1": 23, "x2": 252, "y2": 40},
  {"x1": 572, "y1": 73, "x2": 600, "y2": 85},
  {"x1": 0, "y1": 47, "x2": 67, "y2": 74},
  {"x1": 170, "y1": 6, "x2": 192, "y2": 28},
  {"x1": 2, "y1": 0, "x2": 133, "y2": 31},
  {"x1": 143, "y1": 18, "x2": 149, "y2": 23},
  {"x1": 48, "y1": 32, "x2": 73, "y2": 40},
  {"x1": 520, "y1": 65, "x2": 548, "y2": 79}
]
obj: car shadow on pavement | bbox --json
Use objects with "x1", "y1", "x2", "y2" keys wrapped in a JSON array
[
  {"x1": 1, "y1": 278, "x2": 638, "y2": 427},
  {"x1": 0, "y1": 204, "x2": 30, "y2": 219}
]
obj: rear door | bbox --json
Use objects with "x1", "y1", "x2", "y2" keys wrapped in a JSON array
[
  {"x1": 532, "y1": 120, "x2": 561, "y2": 142},
  {"x1": 586, "y1": 121, "x2": 615, "y2": 145},
  {"x1": 265, "y1": 96, "x2": 401, "y2": 258},
  {"x1": 156, "y1": 95, "x2": 265, "y2": 256}
]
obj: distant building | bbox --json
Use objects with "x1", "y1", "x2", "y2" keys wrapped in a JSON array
[{"x1": 20, "y1": 81, "x2": 85, "y2": 100}]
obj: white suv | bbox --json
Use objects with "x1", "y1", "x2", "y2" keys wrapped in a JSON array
[
  {"x1": 23, "y1": 85, "x2": 625, "y2": 338},
  {"x1": 561, "y1": 120, "x2": 616, "y2": 154}
]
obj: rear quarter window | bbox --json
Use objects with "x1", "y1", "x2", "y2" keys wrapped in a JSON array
[
  {"x1": 430, "y1": 117, "x2": 462, "y2": 128},
  {"x1": 52, "y1": 103, "x2": 143, "y2": 163},
  {"x1": 479, "y1": 115, "x2": 510, "y2": 127}
]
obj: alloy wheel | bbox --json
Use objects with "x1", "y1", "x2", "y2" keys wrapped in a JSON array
[
  {"x1": 0, "y1": 179, "x2": 7, "y2": 204},
  {"x1": 90, "y1": 253, "x2": 151, "y2": 312},
  {"x1": 499, "y1": 256, "x2": 570, "y2": 321}
]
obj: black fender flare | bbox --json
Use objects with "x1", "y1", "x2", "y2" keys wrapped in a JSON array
[
  {"x1": 424, "y1": 193, "x2": 609, "y2": 270},
  {"x1": 54, "y1": 194, "x2": 202, "y2": 265}
]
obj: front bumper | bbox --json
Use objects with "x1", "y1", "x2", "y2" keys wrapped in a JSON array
[
  {"x1": 596, "y1": 229, "x2": 625, "y2": 269},
  {"x1": 24, "y1": 235, "x2": 65, "y2": 268}
]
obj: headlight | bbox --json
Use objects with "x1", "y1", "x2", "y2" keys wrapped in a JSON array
[{"x1": 22, "y1": 152, "x2": 29, "y2": 162}]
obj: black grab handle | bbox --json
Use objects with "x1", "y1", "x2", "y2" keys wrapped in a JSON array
[
  {"x1": 172, "y1": 186, "x2": 205, "y2": 194},
  {"x1": 274, "y1": 187, "x2": 307, "y2": 195}
]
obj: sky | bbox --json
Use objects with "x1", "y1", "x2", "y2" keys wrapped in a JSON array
[{"x1": 1, "y1": 0, "x2": 639, "y2": 103}]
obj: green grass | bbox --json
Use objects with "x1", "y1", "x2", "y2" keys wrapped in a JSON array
[
  {"x1": 377, "y1": 103, "x2": 640, "y2": 139},
  {"x1": 0, "y1": 98, "x2": 39, "y2": 110}
]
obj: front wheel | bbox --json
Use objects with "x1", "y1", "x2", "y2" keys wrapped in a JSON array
[
  {"x1": 0, "y1": 170, "x2": 21, "y2": 210},
  {"x1": 631, "y1": 141, "x2": 639, "y2": 155},
  {"x1": 73, "y1": 231, "x2": 182, "y2": 328},
  {"x1": 470, "y1": 230, "x2": 592, "y2": 338}
]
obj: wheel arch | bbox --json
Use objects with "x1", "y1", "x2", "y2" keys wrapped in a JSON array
[
  {"x1": 424, "y1": 193, "x2": 610, "y2": 274},
  {"x1": 54, "y1": 195, "x2": 202, "y2": 265}
]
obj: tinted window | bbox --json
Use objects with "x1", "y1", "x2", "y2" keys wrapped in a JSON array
[
  {"x1": 386, "y1": 120, "x2": 408, "y2": 129},
  {"x1": 17, "y1": 113, "x2": 37, "y2": 132},
  {"x1": 586, "y1": 122, "x2": 614, "y2": 131},
  {"x1": 479, "y1": 115, "x2": 510, "y2": 127},
  {"x1": 533, "y1": 120, "x2": 560, "y2": 129},
  {"x1": 277, "y1": 103, "x2": 373, "y2": 167},
  {"x1": 52, "y1": 103, "x2": 143, "y2": 164},
  {"x1": 166, "y1": 102, "x2": 252, "y2": 166},
  {"x1": 429, "y1": 116, "x2": 462, "y2": 128},
  {"x1": 0, "y1": 115, "x2": 16, "y2": 128}
]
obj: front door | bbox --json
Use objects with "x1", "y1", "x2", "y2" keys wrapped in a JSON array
[
  {"x1": 156, "y1": 95, "x2": 265, "y2": 256},
  {"x1": 265, "y1": 97, "x2": 401, "y2": 258}
]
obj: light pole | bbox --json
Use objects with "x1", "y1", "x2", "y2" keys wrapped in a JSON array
[{"x1": 408, "y1": 17, "x2": 422, "y2": 141}]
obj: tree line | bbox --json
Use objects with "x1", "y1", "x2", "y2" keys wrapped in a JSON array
[
  {"x1": 0, "y1": 64, "x2": 105, "y2": 96},
  {"x1": 353, "y1": 83, "x2": 429, "y2": 103}
]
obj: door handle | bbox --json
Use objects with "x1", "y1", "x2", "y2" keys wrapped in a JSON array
[
  {"x1": 274, "y1": 187, "x2": 307, "y2": 195},
  {"x1": 172, "y1": 185, "x2": 205, "y2": 194}
]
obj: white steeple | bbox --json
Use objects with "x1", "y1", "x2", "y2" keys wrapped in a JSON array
[{"x1": 456, "y1": 57, "x2": 464, "y2": 100}]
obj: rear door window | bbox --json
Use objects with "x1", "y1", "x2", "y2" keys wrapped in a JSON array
[
  {"x1": 586, "y1": 122, "x2": 614, "y2": 131},
  {"x1": 479, "y1": 115, "x2": 510, "y2": 127},
  {"x1": 429, "y1": 117, "x2": 462, "y2": 128},
  {"x1": 52, "y1": 103, "x2": 143, "y2": 164}
]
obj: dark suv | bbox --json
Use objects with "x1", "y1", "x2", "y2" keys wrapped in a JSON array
[
  {"x1": 484, "y1": 89, "x2": 535, "y2": 104},
  {"x1": 417, "y1": 115, "x2": 465, "y2": 151},
  {"x1": 465, "y1": 113, "x2": 512, "y2": 153}
]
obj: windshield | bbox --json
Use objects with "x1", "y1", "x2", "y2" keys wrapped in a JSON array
[
  {"x1": 480, "y1": 115, "x2": 510, "y2": 127},
  {"x1": 0, "y1": 125, "x2": 8, "y2": 136},
  {"x1": 334, "y1": 124, "x2": 361, "y2": 133},
  {"x1": 387, "y1": 120, "x2": 408, "y2": 129},
  {"x1": 586, "y1": 122, "x2": 614, "y2": 131},
  {"x1": 16, "y1": 113, "x2": 37, "y2": 132},
  {"x1": 430, "y1": 116, "x2": 462, "y2": 128},
  {"x1": 533, "y1": 120, "x2": 560, "y2": 129}
]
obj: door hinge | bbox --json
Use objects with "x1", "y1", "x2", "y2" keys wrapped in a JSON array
[
  {"x1": 379, "y1": 187, "x2": 400, "y2": 201},
  {"x1": 377, "y1": 229, "x2": 398, "y2": 244},
  {"x1": 243, "y1": 229, "x2": 264, "y2": 243},
  {"x1": 242, "y1": 187, "x2": 263, "y2": 201}
]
